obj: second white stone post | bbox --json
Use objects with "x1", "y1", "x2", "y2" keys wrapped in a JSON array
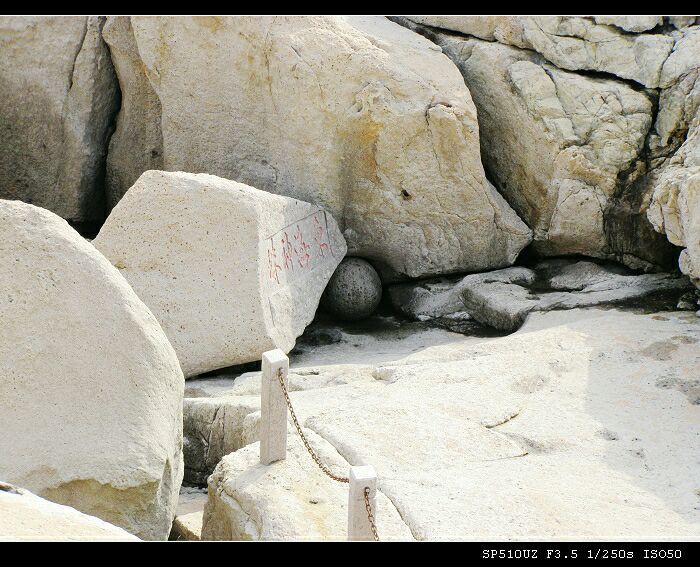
[
  {"x1": 259, "y1": 349, "x2": 289, "y2": 465},
  {"x1": 347, "y1": 465, "x2": 378, "y2": 541}
]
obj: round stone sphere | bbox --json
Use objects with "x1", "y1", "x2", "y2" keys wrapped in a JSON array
[{"x1": 322, "y1": 257, "x2": 382, "y2": 321}]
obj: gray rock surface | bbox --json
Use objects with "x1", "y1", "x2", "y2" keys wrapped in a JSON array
[
  {"x1": 388, "y1": 276, "x2": 467, "y2": 320},
  {"x1": 0, "y1": 16, "x2": 119, "y2": 225},
  {"x1": 460, "y1": 262, "x2": 691, "y2": 331},
  {"x1": 321, "y1": 257, "x2": 383, "y2": 321},
  {"x1": 460, "y1": 267, "x2": 539, "y2": 331}
]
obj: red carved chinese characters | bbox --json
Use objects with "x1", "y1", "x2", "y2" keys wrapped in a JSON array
[
  {"x1": 313, "y1": 214, "x2": 329, "y2": 258},
  {"x1": 266, "y1": 212, "x2": 332, "y2": 283},
  {"x1": 267, "y1": 240, "x2": 281, "y2": 284},
  {"x1": 294, "y1": 224, "x2": 311, "y2": 269},
  {"x1": 281, "y1": 232, "x2": 295, "y2": 271}
]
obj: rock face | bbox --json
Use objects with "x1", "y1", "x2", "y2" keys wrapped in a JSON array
[
  {"x1": 103, "y1": 16, "x2": 532, "y2": 279},
  {"x1": 0, "y1": 17, "x2": 119, "y2": 226},
  {"x1": 388, "y1": 276, "x2": 467, "y2": 321},
  {"x1": 0, "y1": 484, "x2": 139, "y2": 541},
  {"x1": 321, "y1": 257, "x2": 383, "y2": 321},
  {"x1": 415, "y1": 31, "x2": 668, "y2": 265},
  {"x1": 593, "y1": 16, "x2": 663, "y2": 33},
  {"x1": 389, "y1": 259, "x2": 691, "y2": 333},
  {"x1": 402, "y1": 16, "x2": 674, "y2": 88},
  {"x1": 460, "y1": 267, "x2": 539, "y2": 331},
  {"x1": 101, "y1": 17, "x2": 163, "y2": 210},
  {"x1": 202, "y1": 430, "x2": 414, "y2": 540},
  {"x1": 0, "y1": 200, "x2": 184, "y2": 540},
  {"x1": 648, "y1": 27, "x2": 700, "y2": 287},
  {"x1": 93, "y1": 170, "x2": 347, "y2": 377}
]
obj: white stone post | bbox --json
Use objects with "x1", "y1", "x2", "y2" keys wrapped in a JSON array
[
  {"x1": 259, "y1": 349, "x2": 288, "y2": 465},
  {"x1": 347, "y1": 465, "x2": 377, "y2": 541}
]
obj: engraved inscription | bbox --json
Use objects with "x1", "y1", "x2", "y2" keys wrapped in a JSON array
[{"x1": 266, "y1": 211, "x2": 334, "y2": 285}]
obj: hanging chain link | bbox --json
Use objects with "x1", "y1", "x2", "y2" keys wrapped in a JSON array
[
  {"x1": 276, "y1": 368, "x2": 380, "y2": 540},
  {"x1": 364, "y1": 487, "x2": 380, "y2": 541},
  {"x1": 277, "y1": 368, "x2": 349, "y2": 483}
]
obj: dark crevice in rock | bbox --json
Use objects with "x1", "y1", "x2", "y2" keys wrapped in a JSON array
[
  {"x1": 603, "y1": 59, "x2": 681, "y2": 273},
  {"x1": 90, "y1": 16, "x2": 122, "y2": 237},
  {"x1": 66, "y1": 19, "x2": 89, "y2": 94}
]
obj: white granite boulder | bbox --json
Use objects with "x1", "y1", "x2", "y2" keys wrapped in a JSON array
[
  {"x1": 0, "y1": 17, "x2": 119, "y2": 224},
  {"x1": 103, "y1": 16, "x2": 531, "y2": 279},
  {"x1": 0, "y1": 200, "x2": 184, "y2": 540},
  {"x1": 94, "y1": 170, "x2": 347, "y2": 377}
]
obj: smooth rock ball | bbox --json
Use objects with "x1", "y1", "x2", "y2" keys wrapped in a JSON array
[{"x1": 322, "y1": 257, "x2": 382, "y2": 321}]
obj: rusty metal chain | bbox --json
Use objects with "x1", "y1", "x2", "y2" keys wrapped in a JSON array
[
  {"x1": 277, "y1": 368, "x2": 349, "y2": 483},
  {"x1": 276, "y1": 368, "x2": 379, "y2": 540},
  {"x1": 364, "y1": 487, "x2": 380, "y2": 541}
]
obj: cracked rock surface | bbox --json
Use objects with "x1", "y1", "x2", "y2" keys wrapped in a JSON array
[
  {"x1": 398, "y1": 24, "x2": 672, "y2": 266},
  {"x1": 389, "y1": 259, "x2": 692, "y2": 332},
  {"x1": 394, "y1": 16, "x2": 700, "y2": 272},
  {"x1": 185, "y1": 308, "x2": 700, "y2": 540},
  {"x1": 402, "y1": 16, "x2": 677, "y2": 88},
  {"x1": 648, "y1": 26, "x2": 700, "y2": 287}
]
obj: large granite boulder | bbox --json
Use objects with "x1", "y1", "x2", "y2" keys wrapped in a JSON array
[
  {"x1": 93, "y1": 170, "x2": 347, "y2": 377},
  {"x1": 103, "y1": 16, "x2": 531, "y2": 279},
  {"x1": 0, "y1": 199, "x2": 184, "y2": 540},
  {"x1": 0, "y1": 17, "x2": 119, "y2": 226},
  {"x1": 0, "y1": 484, "x2": 139, "y2": 542}
]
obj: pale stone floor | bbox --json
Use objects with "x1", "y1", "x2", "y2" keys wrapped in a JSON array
[{"x1": 179, "y1": 307, "x2": 700, "y2": 540}]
